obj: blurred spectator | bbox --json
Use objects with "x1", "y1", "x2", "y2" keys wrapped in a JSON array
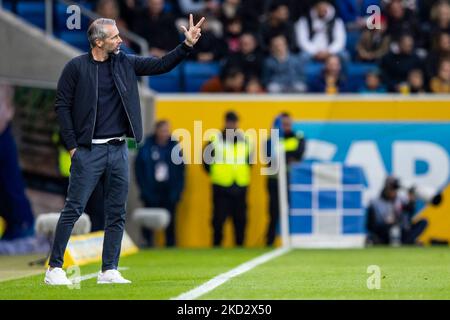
[
  {"x1": 265, "y1": 112, "x2": 305, "y2": 246},
  {"x1": 425, "y1": 32, "x2": 450, "y2": 79},
  {"x1": 224, "y1": 32, "x2": 264, "y2": 80},
  {"x1": 203, "y1": 111, "x2": 252, "y2": 247},
  {"x1": 0, "y1": 84, "x2": 35, "y2": 241},
  {"x1": 131, "y1": 0, "x2": 180, "y2": 57},
  {"x1": 223, "y1": 17, "x2": 244, "y2": 53},
  {"x1": 96, "y1": 0, "x2": 127, "y2": 29},
  {"x1": 135, "y1": 120, "x2": 185, "y2": 247},
  {"x1": 201, "y1": 67, "x2": 245, "y2": 92},
  {"x1": 178, "y1": 0, "x2": 221, "y2": 16},
  {"x1": 356, "y1": 15, "x2": 391, "y2": 62},
  {"x1": 296, "y1": 0, "x2": 348, "y2": 65},
  {"x1": 380, "y1": 34, "x2": 424, "y2": 92},
  {"x1": 220, "y1": 0, "x2": 242, "y2": 22},
  {"x1": 430, "y1": 59, "x2": 450, "y2": 93},
  {"x1": 260, "y1": 2, "x2": 298, "y2": 53},
  {"x1": 385, "y1": 0, "x2": 423, "y2": 47},
  {"x1": 96, "y1": 0, "x2": 134, "y2": 53},
  {"x1": 176, "y1": 0, "x2": 223, "y2": 38},
  {"x1": 188, "y1": 15, "x2": 226, "y2": 61},
  {"x1": 262, "y1": 34, "x2": 306, "y2": 93},
  {"x1": 359, "y1": 70, "x2": 387, "y2": 93},
  {"x1": 398, "y1": 69, "x2": 426, "y2": 94},
  {"x1": 245, "y1": 76, "x2": 266, "y2": 94},
  {"x1": 310, "y1": 55, "x2": 350, "y2": 93},
  {"x1": 429, "y1": 0, "x2": 450, "y2": 34}
]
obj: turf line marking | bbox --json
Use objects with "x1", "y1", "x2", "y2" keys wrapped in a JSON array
[
  {"x1": 172, "y1": 247, "x2": 290, "y2": 300},
  {"x1": 74, "y1": 267, "x2": 129, "y2": 282}
]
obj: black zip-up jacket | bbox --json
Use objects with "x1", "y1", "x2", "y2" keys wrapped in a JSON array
[{"x1": 55, "y1": 42, "x2": 192, "y2": 150}]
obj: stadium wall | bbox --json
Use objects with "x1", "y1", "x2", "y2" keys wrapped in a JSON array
[{"x1": 154, "y1": 95, "x2": 450, "y2": 247}]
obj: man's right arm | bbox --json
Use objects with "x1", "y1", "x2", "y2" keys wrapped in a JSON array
[{"x1": 55, "y1": 60, "x2": 78, "y2": 153}]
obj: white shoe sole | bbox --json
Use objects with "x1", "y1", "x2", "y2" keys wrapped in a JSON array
[
  {"x1": 44, "y1": 278, "x2": 72, "y2": 286},
  {"x1": 97, "y1": 280, "x2": 131, "y2": 284}
]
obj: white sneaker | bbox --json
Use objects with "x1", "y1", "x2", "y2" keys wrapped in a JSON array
[
  {"x1": 97, "y1": 269, "x2": 131, "y2": 284},
  {"x1": 44, "y1": 267, "x2": 72, "y2": 286}
]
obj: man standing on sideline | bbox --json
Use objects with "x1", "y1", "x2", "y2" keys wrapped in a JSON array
[
  {"x1": 266, "y1": 113, "x2": 305, "y2": 246},
  {"x1": 203, "y1": 111, "x2": 253, "y2": 247},
  {"x1": 135, "y1": 120, "x2": 185, "y2": 247},
  {"x1": 45, "y1": 15, "x2": 204, "y2": 285}
]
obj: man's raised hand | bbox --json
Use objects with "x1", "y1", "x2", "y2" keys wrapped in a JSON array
[{"x1": 181, "y1": 14, "x2": 205, "y2": 47}]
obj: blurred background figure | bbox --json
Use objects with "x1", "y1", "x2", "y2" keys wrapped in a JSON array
[
  {"x1": 0, "y1": 84, "x2": 35, "y2": 241},
  {"x1": 135, "y1": 120, "x2": 185, "y2": 247},
  {"x1": 309, "y1": 55, "x2": 349, "y2": 93},
  {"x1": 201, "y1": 67, "x2": 245, "y2": 92},
  {"x1": 296, "y1": 0, "x2": 348, "y2": 66},
  {"x1": 366, "y1": 176, "x2": 428, "y2": 245},
  {"x1": 263, "y1": 34, "x2": 307, "y2": 93},
  {"x1": 265, "y1": 112, "x2": 306, "y2": 246},
  {"x1": 380, "y1": 33, "x2": 424, "y2": 92},
  {"x1": 130, "y1": 0, "x2": 180, "y2": 57},
  {"x1": 203, "y1": 111, "x2": 252, "y2": 247},
  {"x1": 358, "y1": 70, "x2": 387, "y2": 93},
  {"x1": 430, "y1": 58, "x2": 450, "y2": 93},
  {"x1": 356, "y1": 14, "x2": 390, "y2": 62}
]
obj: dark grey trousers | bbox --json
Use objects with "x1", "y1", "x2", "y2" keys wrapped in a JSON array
[{"x1": 48, "y1": 142, "x2": 129, "y2": 271}]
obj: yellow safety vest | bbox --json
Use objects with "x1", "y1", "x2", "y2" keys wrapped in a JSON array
[
  {"x1": 58, "y1": 147, "x2": 71, "y2": 178},
  {"x1": 52, "y1": 132, "x2": 71, "y2": 178},
  {"x1": 209, "y1": 134, "x2": 251, "y2": 187}
]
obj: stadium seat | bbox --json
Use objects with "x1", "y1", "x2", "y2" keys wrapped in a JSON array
[
  {"x1": 16, "y1": 1, "x2": 46, "y2": 30},
  {"x1": 149, "y1": 64, "x2": 183, "y2": 92},
  {"x1": 57, "y1": 30, "x2": 90, "y2": 52},
  {"x1": 304, "y1": 62, "x2": 323, "y2": 87},
  {"x1": 183, "y1": 62, "x2": 220, "y2": 92},
  {"x1": 346, "y1": 62, "x2": 378, "y2": 84},
  {"x1": 346, "y1": 30, "x2": 361, "y2": 60}
]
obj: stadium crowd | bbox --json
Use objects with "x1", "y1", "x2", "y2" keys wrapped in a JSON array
[{"x1": 90, "y1": 0, "x2": 450, "y2": 94}]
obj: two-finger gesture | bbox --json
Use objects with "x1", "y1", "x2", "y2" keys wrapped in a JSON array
[{"x1": 182, "y1": 14, "x2": 205, "y2": 47}]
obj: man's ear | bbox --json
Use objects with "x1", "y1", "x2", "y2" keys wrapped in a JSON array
[{"x1": 95, "y1": 39, "x2": 103, "y2": 48}]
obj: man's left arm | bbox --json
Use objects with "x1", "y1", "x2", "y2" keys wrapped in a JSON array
[{"x1": 130, "y1": 14, "x2": 205, "y2": 76}]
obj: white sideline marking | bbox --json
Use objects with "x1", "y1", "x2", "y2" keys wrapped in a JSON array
[
  {"x1": 172, "y1": 248, "x2": 290, "y2": 300},
  {"x1": 73, "y1": 267, "x2": 129, "y2": 282}
]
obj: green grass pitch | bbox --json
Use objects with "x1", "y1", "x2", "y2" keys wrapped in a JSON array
[{"x1": 1, "y1": 247, "x2": 450, "y2": 300}]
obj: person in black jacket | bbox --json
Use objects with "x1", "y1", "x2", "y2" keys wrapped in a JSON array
[
  {"x1": 135, "y1": 120, "x2": 185, "y2": 247},
  {"x1": 265, "y1": 112, "x2": 305, "y2": 246},
  {"x1": 45, "y1": 15, "x2": 204, "y2": 285}
]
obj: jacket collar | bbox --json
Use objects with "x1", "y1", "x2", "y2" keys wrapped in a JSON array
[{"x1": 88, "y1": 50, "x2": 117, "y2": 64}]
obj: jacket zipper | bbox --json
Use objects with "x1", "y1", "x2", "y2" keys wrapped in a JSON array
[
  {"x1": 91, "y1": 64, "x2": 99, "y2": 147},
  {"x1": 112, "y1": 64, "x2": 136, "y2": 140}
]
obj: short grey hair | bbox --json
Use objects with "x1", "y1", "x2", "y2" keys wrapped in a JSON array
[{"x1": 87, "y1": 18, "x2": 116, "y2": 48}]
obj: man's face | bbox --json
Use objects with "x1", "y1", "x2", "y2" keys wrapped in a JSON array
[
  {"x1": 281, "y1": 116, "x2": 292, "y2": 134},
  {"x1": 148, "y1": 0, "x2": 164, "y2": 15},
  {"x1": 156, "y1": 123, "x2": 171, "y2": 142},
  {"x1": 399, "y1": 36, "x2": 414, "y2": 54},
  {"x1": 225, "y1": 120, "x2": 238, "y2": 130},
  {"x1": 270, "y1": 36, "x2": 287, "y2": 57},
  {"x1": 97, "y1": 24, "x2": 122, "y2": 54},
  {"x1": 326, "y1": 56, "x2": 341, "y2": 74},
  {"x1": 316, "y1": 2, "x2": 329, "y2": 19},
  {"x1": 240, "y1": 34, "x2": 256, "y2": 55}
]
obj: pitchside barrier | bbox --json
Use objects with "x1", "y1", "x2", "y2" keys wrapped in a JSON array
[{"x1": 153, "y1": 95, "x2": 450, "y2": 248}]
